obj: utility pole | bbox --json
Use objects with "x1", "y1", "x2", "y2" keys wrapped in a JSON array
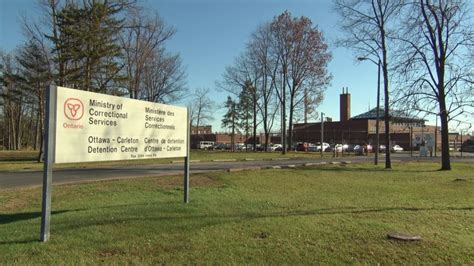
[{"x1": 321, "y1": 112, "x2": 324, "y2": 158}]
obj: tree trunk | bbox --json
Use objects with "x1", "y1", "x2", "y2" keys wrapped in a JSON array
[
  {"x1": 34, "y1": 110, "x2": 40, "y2": 150},
  {"x1": 281, "y1": 73, "x2": 287, "y2": 155},
  {"x1": 281, "y1": 102, "x2": 286, "y2": 154},
  {"x1": 438, "y1": 79, "x2": 451, "y2": 170},
  {"x1": 439, "y1": 111, "x2": 450, "y2": 170},
  {"x1": 37, "y1": 128, "x2": 44, "y2": 163},
  {"x1": 253, "y1": 97, "x2": 257, "y2": 152},
  {"x1": 381, "y1": 25, "x2": 391, "y2": 169},
  {"x1": 288, "y1": 97, "x2": 295, "y2": 152},
  {"x1": 231, "y1": 109, "x2": 235, "y2": 152}
]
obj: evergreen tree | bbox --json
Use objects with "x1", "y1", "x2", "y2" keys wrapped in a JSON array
[
  {"x1": 222, "y1": 96, "x2": 240, "y2": 152},
  {"x1": 52, "y1": 1, "x2": 127, "y2": 92}
]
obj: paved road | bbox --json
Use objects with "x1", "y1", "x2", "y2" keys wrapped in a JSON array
[{"x1": 0, "y1": 154, "x2": 472, "y2": 189}]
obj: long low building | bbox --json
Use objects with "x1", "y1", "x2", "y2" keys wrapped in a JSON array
[
  {"x1": 191, "y1": 89, "x2": 468, "y2": 150},
  {"x1": 293, "y1": 89, "x2": 443, "y2": 150}
]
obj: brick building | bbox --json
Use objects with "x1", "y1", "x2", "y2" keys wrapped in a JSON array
[
  {"x1": 293, "y1": 90, "x2": 441, "y2": 150},
  {"x1": 190, "y1": 90, "x2": 468, "y2": 150},
  {"x1": 191, "y1": 125, "x2": 212, "y2": 135}
]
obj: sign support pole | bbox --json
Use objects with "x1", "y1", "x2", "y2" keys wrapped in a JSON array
[
  {"x1": 40, "y1": 85, "x2": 57, "y2": 242},
  {"x1": 184, "y1": 107, "x2": 190, "y2": 203}
]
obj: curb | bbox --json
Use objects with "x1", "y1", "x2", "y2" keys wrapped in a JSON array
[
  {"x1": 213, "y1": 159, "x2": 237, "y2": 162},
  {"x1": 170, "y1": 160, "x2": 201, "y2": 163},
  {"x1": 228, "y1": 166, "x2": 261, "y2": 172}
]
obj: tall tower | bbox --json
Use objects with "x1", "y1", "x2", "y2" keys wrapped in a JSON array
[{"x1": 340, "y1": 87, "x2": 351, "y2": 122}]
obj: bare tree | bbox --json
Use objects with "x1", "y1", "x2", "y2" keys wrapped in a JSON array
[
  {"x1": 189, "y1": 88, "x2": 215, "y2": 135},
  {"x1": 270, "y1": 11, "x2": 332, "y2": 152},
  {"x1": 334, "y1": 0, "x2": 404, "y2": 169},
  {"x1": 0, "y1": 52, "x2": 25, "y2": 150},
  {"x1": 16, "y1": 39, "x2": 53, "y2": 161},
  {"x1": 20, "y1": 9, "x2": 56, "y2": 160},
  {"x1": 395, "y1": 0, "x2": 474, "y2": 170},
  {"x1": 248, "y1": 23, "x2": 280, "y2": 151},
  {"x1": 121, "y1": 9, "x2": 176, "y2": 99}
]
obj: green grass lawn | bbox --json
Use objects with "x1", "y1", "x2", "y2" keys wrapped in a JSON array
[
  {"x1": 1, "y1": 161, "x2": 473, "y2": 264},
  {"x1": 0, "y1": 149, "x2": 353, "y2": 171}
]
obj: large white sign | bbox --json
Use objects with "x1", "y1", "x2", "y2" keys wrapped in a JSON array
[
  {"x1": 55, "y1": 86, "x2": 188, "y2": 163},
  {"x1": 414, "y1": 133, "x2": 435, "y2": 147}
]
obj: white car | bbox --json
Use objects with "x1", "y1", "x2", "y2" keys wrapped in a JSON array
[
  {"x1": 391, "y1": 145, "x2": 404, "y2": 152},
  {"x1": 198, "y1": 141, "x2": 215, "y2": 150},
  {"x1": 315, "y1": 142, "x2": 330, "y2": 152},
  {"x1": 270, "y1": 144, "x2": 282, "y2": 151}
]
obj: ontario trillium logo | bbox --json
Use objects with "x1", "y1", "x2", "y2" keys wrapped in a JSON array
[{"x1": 64, "y1": 98, "x2": 84, "y2": 120}]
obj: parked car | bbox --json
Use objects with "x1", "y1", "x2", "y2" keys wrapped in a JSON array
[
  {"x1": 379, "y1": 144, "x2": 386, "y2": 153},
  {"x1": 461, "y1": 145, "x2": 474, "y2": 153},
  {"x1": 342, "y1": 144, "x2": 349, "y2": 152},
  {"x1": 346, "y1": 144, "x2": 357, "y2": 152},
  {"x1": 274, "y1": 145, "x2": 283, "y2": 151},
  {"x1": 296, "y1": 142, "x2": 308, "y2": 151},
  {"x1": 198, "y1": 141, "x2": 215, "y2": 150},
  {"x1": 213, "y1": 143, "x2": 227, "y2": 150},
  {"x1": 315, "y1": 142, "x2": 330, "y2": 152},
  {"x1": 235, "y1": 143, "x2": 246, "y2": 151},
  {"x1": 270, "y1": 144, "x2": 282, "y2": 151},
  {"x1": 366, "y1": 144, "x2": 373, "y2": 153},
  {"x1": 255, "y1": 144, "x2": 263, "y2": 151},
  {"x1": 307, "y1": 144, "x2": 318, "y2": 152},
  {"x1": 391, "y1": 145, "x2": 404, "y2": 152},
  {"x1": 353, "y1": 145, "x2": 364, "y2": 155},
  {"x1": 334, "y1": 144, "x2": 343, "y2": 152},
  {"x1": 325, "y1": 145, "x2": 334, "y2": 152}
]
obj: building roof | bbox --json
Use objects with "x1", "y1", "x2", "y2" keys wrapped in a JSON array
[{"x1": 350, "y1": 107, "x2": 425, "y2": 124}]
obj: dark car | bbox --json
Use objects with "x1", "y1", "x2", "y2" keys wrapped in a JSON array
[
  {"x1": 325, "y1": 145, "x2": 334, "y2": 152},
  {"x1": 461, "y1": 145, "x2": 474, "y2": 153},
  {"x1": 296, "y1": 142, "x2": 308, "y2": 151}
]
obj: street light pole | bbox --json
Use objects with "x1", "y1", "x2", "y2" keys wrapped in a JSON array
[
  {"x1": 358, "y1": 57, "x2": 380, "y2": 165},
  {"x1": 321, "y1": 112, "x2": 324, "y2": 158}
]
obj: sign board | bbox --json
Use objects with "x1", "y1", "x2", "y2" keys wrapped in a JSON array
[
  {"x1": 55, "y1": 86, "x2": 188, "y2": 163},
  {"x1": 419, "y1": 146, "x2": 429, "y2": 157},
  {"x1": 40, "y1": 86, "x2": 190, "y2": 242},
  {"x1": 414, "y1": 133, "x2": 435, "y2": 147}
]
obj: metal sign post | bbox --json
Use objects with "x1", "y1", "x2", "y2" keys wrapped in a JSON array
[
  {"x1": 40, "y1": 85, "x2": 57, "y2": 242},
  {"x1": 184, "y1": 107, "x2": 190, "y2": 203}
]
